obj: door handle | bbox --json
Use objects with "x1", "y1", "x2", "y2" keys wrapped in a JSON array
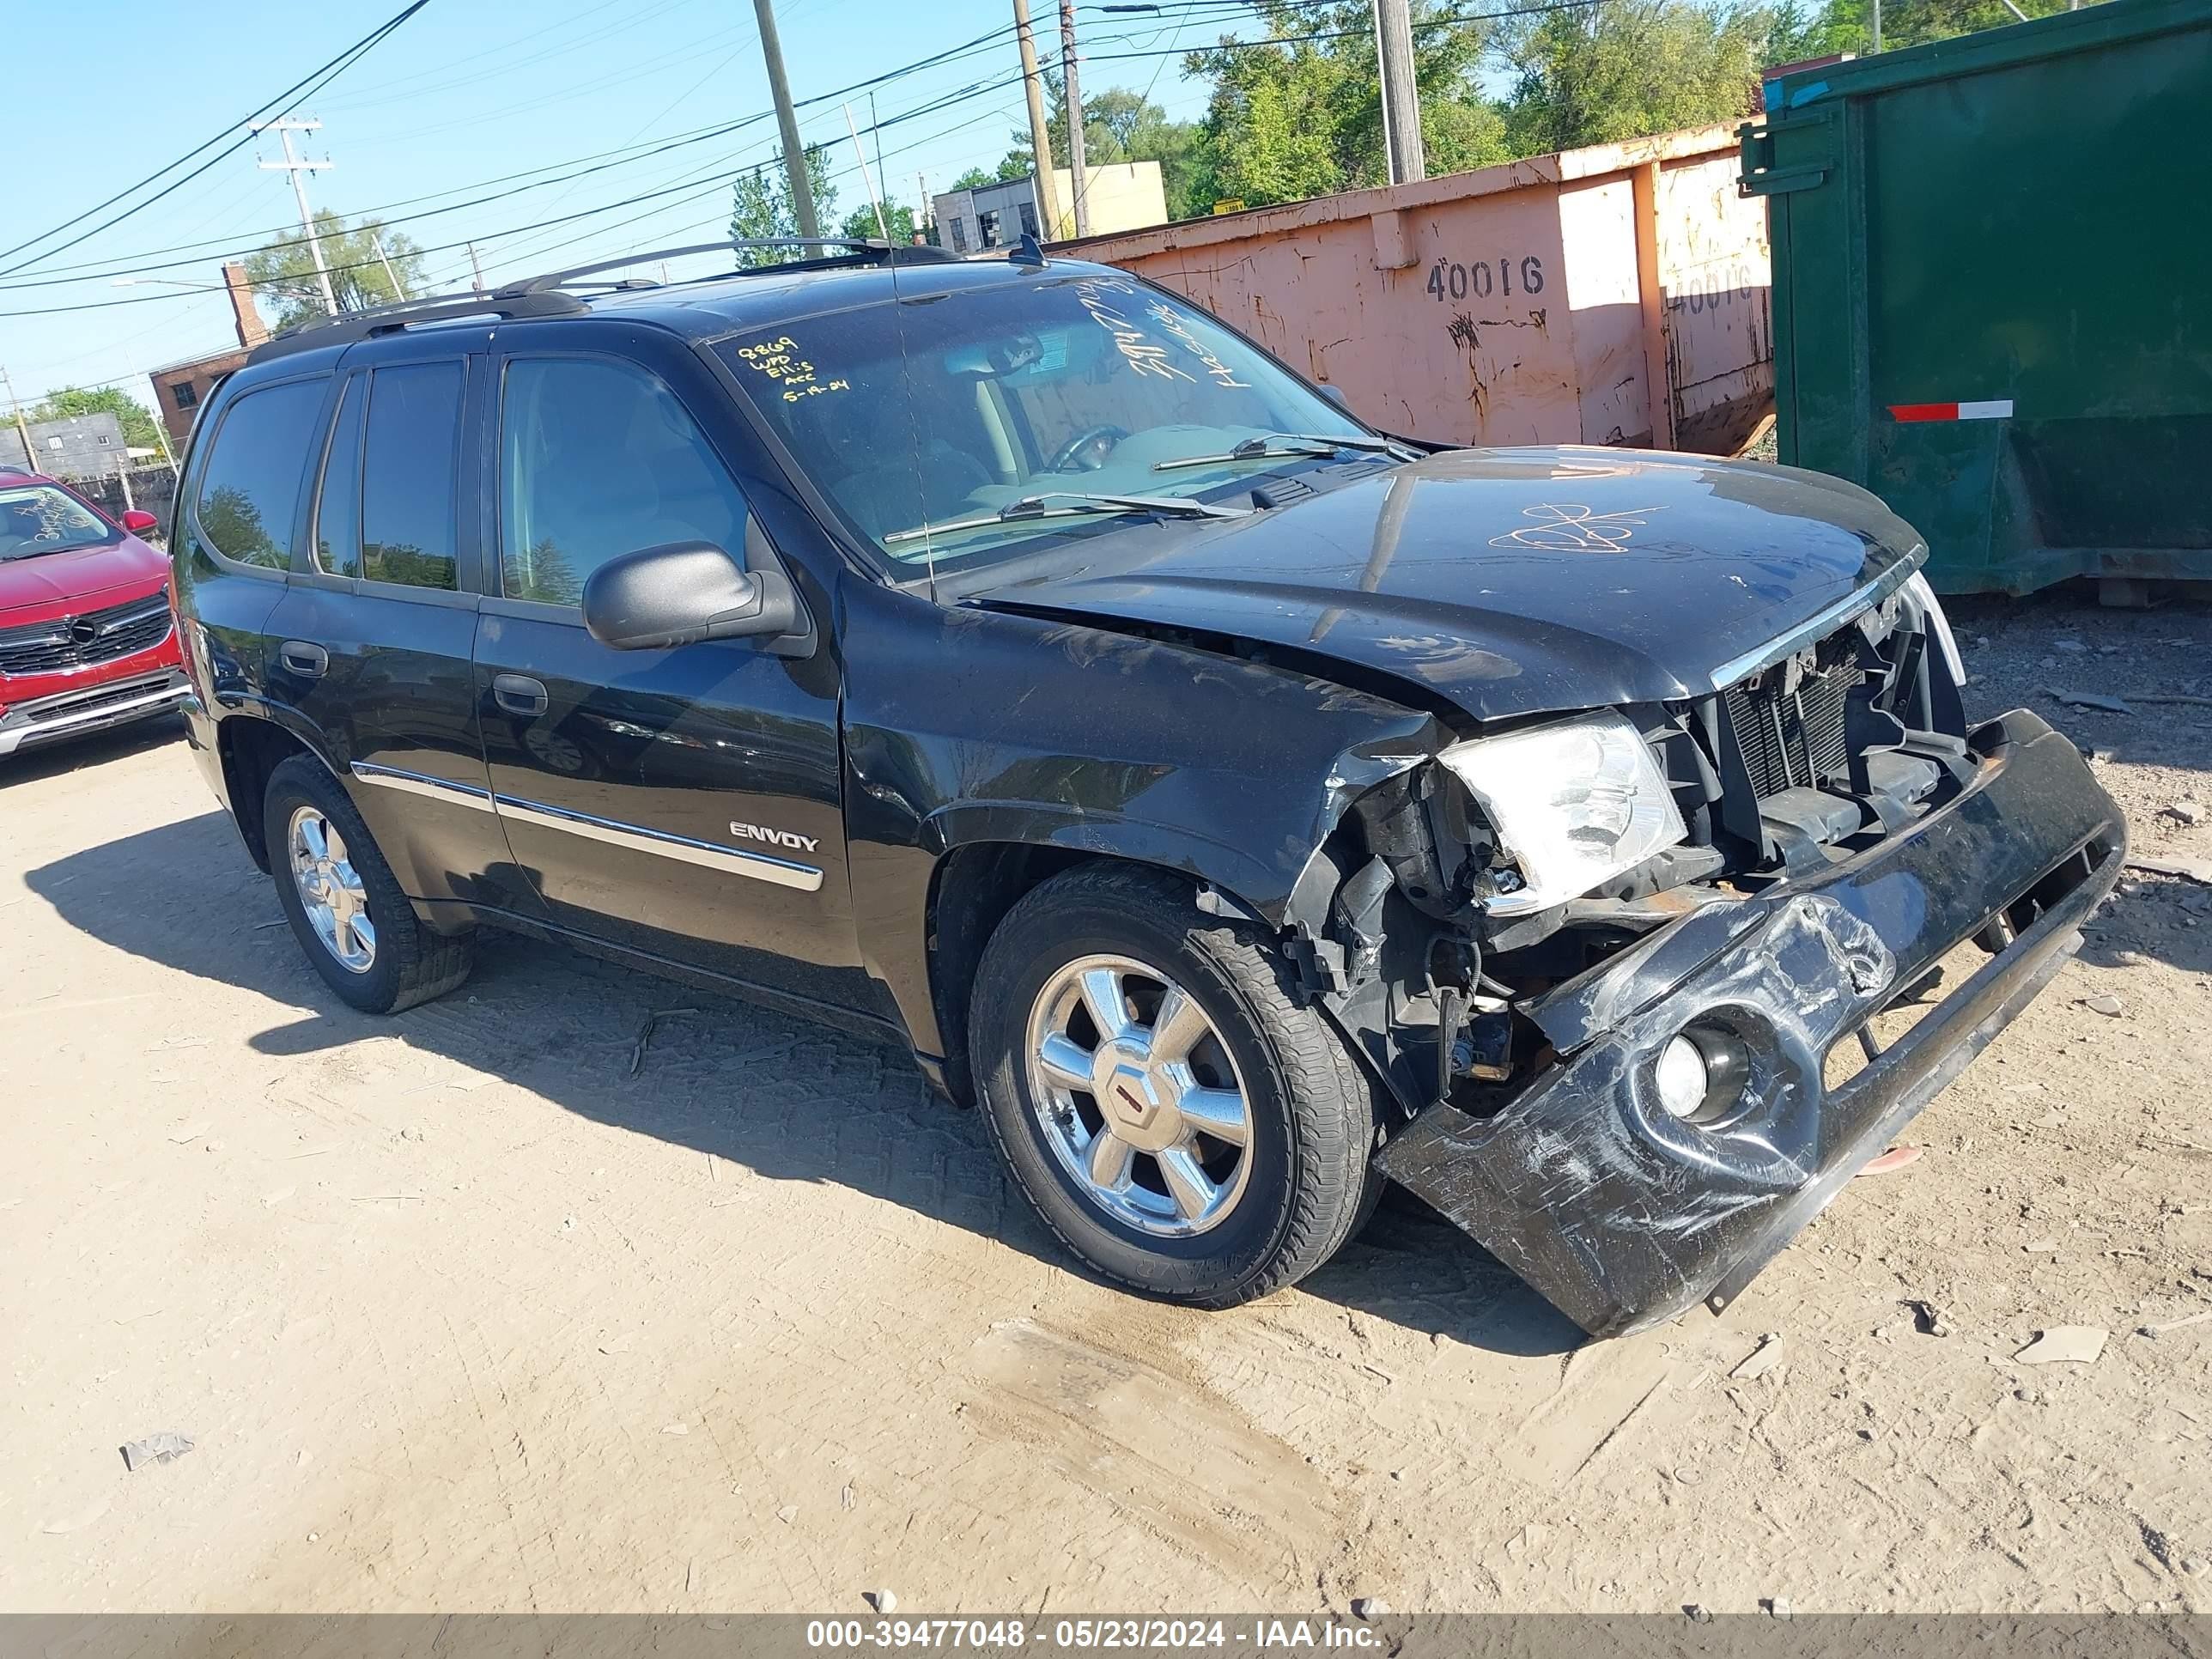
[
  {"x1": 492, "y1": 672, "x2": 550, "y2": 718},
  {"x1": 279, "y1": 641, "x2": 328, "y2": 678}
]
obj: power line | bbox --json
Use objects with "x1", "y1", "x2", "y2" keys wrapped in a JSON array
[
  {"x1": 322, "y1": 0, "x2": 699, "y2": 112},
  {"x1": 1, "y1": 0, "x2": 1536, "y2": 316},
  {"x1": 0, "y1": 18, "x2": 1030, "y2": 292},
  {"x1": 0, "y1": 66, "x2": 1036, "y2": 319},
  {"x1": 0, "y1": 0, "x2": 434, "y2": 279},
  {"x1": 1075, "y1": 0, "x2": 1601, "y2": 59}
]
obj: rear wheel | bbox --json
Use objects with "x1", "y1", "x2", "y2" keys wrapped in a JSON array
[
  {"x1": 970, "y1": 863, "x2": 1378, "y2": 1307},
  {"x1": 262, "y1": 755, "x2": 472, "y2": 1014}
]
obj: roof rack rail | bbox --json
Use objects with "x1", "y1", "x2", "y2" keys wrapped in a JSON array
[
  {"x1": 247, "y1": 289, "x2": 587, "y2": 366},
  {"x1": 243, "y1": 237, "x2": 969, "y2": 367},
  {"x1": 497, "y1": 237, "x2": 957, "y2": 295}
]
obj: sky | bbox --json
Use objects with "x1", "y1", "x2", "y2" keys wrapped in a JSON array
[{"x1": 0, "y1": 0, "x2": 1227, "y2": 420}]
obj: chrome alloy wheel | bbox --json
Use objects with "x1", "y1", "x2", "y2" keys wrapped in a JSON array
[
  {"x1": 288, "y1": 805, "x2": 376, "y2": 975},
  {"x1": 1026, "y1": 954, "x2": 1255, "y2": 1237}
]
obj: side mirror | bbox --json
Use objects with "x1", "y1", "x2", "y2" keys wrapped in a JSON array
[
  {"x1": 121, "y1": 508, "x2": 161, "y2": 535},
  {"x1": 1319, "y1": 384, "x2": 1351, "y2": 411},
  {"x1": 580, "y1": 541, "x2": 803, "y2": 652}
]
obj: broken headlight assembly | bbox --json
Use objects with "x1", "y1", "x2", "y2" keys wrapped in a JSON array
[
  {"x1": 1902, "y1": 571, "x2": 1967, "y2": 686},
  {"x1": 1437, "y1": 709, "x2": 1687, "y2": 916}
]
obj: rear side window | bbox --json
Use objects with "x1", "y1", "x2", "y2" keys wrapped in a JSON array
[
  {"x1": 360, "y1": 362, "x2": 465, "y2": 591},
  {"x1": 498, "y1": 357, "x2": 749, "y2": 606},
  {"x1": 194, "y1": 378, "x2": 326, "y2": 568}
]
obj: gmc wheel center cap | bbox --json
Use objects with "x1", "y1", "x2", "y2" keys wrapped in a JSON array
[{"x1": 1091, "y1": 1048, "x2": 1180, "y2": 1152}]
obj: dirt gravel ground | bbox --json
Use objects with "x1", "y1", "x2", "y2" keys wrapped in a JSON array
[{"x1": 3, "y1": 588, "x2": 2209, "y2": 1616}]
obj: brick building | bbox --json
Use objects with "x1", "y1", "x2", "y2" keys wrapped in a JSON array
[{"x1": 147, "y1": 263, "x2": 269, "y2": 447}]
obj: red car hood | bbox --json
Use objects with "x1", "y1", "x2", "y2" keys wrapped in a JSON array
[{"x1": 0, "y1": 538, "x2": 168, "y2": 621}]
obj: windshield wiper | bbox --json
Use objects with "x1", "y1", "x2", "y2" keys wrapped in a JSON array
[
  {"x1": 883, "y1": 491, "x2": 1249, "y2": 546},
  {"x1": 1152, "y1": 431, "x2": 1420, "y2": 472}
]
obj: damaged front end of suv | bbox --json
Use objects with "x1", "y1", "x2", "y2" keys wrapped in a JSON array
[{"x1": 1281, "y1": 569, "x2": 2124, "y2": 1337}]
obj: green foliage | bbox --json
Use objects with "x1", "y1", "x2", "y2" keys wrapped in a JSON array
[
  {"x1": 995, "y1": 80, "x2": 1211, "y2": 222},
  {"x1": 243, "y1": 211, "x2": 427, "y2": 329},
  {"x1": 1771, "y1": 0, "x2": 2089, "y2": 55},
  {"x1": 728, "y1": 148, "x2": 839, "y2": 264},
  {"x1": 837, "y1": 197, "x2": 920, "y2": 243},
  {"x1": 1181, "y1": 0, "x2": 1506, "y2": 213},
  {"x1": 27, "y1": 386, "x2": 166, "y2": 457},
  {"x1": 1498, "y1": 0, "x2": 1773, "y2": 155},
  {"x1": 948, "y1": 0, "x2": 2097, "y2": 225}
]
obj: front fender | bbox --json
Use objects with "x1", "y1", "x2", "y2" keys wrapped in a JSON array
[{"x1": 837, "y1": 581, "x2": 1446, "y2": 1060}]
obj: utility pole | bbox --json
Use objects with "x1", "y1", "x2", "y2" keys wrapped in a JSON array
[
  {"x1": 1370, "y1": 0, "x2": 1397, "y2": 184},
  {"x1": 1871, "y1": 0, "x2": 1883, "y2": 49},
  {"x1": 752, "y1": 0, "x2": 819, "y2": 240},
  {"x1": 467, "y1": 242, "x2": 486, "y2": 297},
  {"x1": 253, "y1": 118, "x2": 339, "y2": 317},
  {"x1": 1013, "y1": 0, "x2": 1063, "y2": 239},
  {"x1": 1059, "y1": 0, "x2": 1090, "y2": 237},
  {"x1": 1374, "y1": 0, "x2": 1425, "y2": 185},
  {"x1": 370, "y1": 228, "x2": 408, "y2": 301},
  {"x1": 0, "y1": 364, "x2": 35, "y2": 471}
]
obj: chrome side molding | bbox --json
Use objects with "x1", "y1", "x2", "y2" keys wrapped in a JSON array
[
  {"x1": 349, "y1": 761, "x2": 496, "y2": 812},
  {"x1": 347, "y1": 760, "x2": 824, "y2": 891},
  {"x1": 495, "y1": 794, "x2": 825, "y2": 890}
]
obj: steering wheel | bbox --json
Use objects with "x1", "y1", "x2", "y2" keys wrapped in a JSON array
[{"x1": 1046, "y1": 424, "x2": 1129, "y2": 473}]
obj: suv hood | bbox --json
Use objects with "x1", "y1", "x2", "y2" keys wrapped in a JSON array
[
  {"x1": 0, "y1": 536, "x2": 167, "y2": 621},
  {"x1": 964, "y1": 447, "x2": 1927, "y2": 723}
]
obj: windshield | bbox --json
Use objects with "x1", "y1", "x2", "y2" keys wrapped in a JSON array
[
  {"x1": 0, "y1": 483, "x2": 118, "y2": 562},
  {"x1": 714, "y1": 271, "x2": 1375, "y2": 574}
]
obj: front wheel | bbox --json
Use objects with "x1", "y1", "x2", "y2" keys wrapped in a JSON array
[{"x1": 969, "y1": 863, "x2": 1378, "y2": 1308}]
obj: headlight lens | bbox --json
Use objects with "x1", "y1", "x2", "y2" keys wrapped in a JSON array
[{"x1": 1438, "y1": 709, "x2": 1686, "y2": 915}]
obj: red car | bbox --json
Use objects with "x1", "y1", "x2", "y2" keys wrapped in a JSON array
[{"x1": 0, "y1": 465, "x2": 190, "y2": 762}]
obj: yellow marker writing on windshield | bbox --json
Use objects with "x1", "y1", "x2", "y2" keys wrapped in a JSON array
[{"x1": 736, "y1": 335, "x2": 848, "y2": 399}]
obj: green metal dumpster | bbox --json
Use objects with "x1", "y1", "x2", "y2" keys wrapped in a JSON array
[{"x1": 1741, "y1": 0, "x2": 2212, "y2": 595}]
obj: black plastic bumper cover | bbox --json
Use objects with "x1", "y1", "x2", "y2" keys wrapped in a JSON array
[{"x1": 1373, "y1": 709, "x2": 2126, "y2": 1337}]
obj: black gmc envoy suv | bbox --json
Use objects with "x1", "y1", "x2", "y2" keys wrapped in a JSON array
[{"x1": 171, "y1": 238, "x2": 2123, "y2": 1336}]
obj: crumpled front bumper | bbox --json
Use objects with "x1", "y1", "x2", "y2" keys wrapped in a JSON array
[{"x1": 1374, "y1": 708, "x2": 2126, "y2": 1338}]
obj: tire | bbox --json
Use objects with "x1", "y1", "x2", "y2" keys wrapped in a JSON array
[
  {"x1": 969, "y1": 862, "x2": 1379, "y2": 1308},
  {"x1": 262, "y1": 754, "x2": 473, "y2": 1015}
]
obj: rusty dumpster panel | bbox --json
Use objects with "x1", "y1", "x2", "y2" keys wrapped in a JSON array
[
  {"x1": 1655, "y1": 155, "x2": 1775, "y2": 453},
  {"x1": 1060, "y1": 126, "x2": 1772, "y2": 457}
]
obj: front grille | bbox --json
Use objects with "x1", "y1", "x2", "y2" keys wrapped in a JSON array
[
  {"x1": 0, "y1": 593, "x2": 173, "y2": 677},
  {"x1": 1725, "y1": 659, "x2": 1855, "y2": 796}
]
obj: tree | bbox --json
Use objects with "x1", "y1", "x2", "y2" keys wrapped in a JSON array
[
  {"x1": 1179, "y1": 1, "x2": 1507, "y2": 213},
  {"x1": 1498, "y1": 0, "x2": 1772, "y2": 156},
  {"x1": 728, "y1": 148, "x2": 839, "y2": 264},
  {"x1": 243, "y1": 211, "x2": 427, "y2": 328},
  {"x1": 836, "y1": 198, "x2": 920, "y2": 243},
  {"x1": 27, "y1": 386, "x2": 166, "y2": 458},
  {"x1": 1000, "y1": 84, "x2": 1212, "y2": 222},
  {"x1": 951, "y1": 165, "x2": 1010, "y2": 191},
  {"x1": 1768, "y1": 0, "x2": 2095, "y2": 56}
]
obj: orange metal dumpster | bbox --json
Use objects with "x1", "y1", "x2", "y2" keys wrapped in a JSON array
[{"x1": 1059, "y1": 125, "x2": 1771, "y2": 456}]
